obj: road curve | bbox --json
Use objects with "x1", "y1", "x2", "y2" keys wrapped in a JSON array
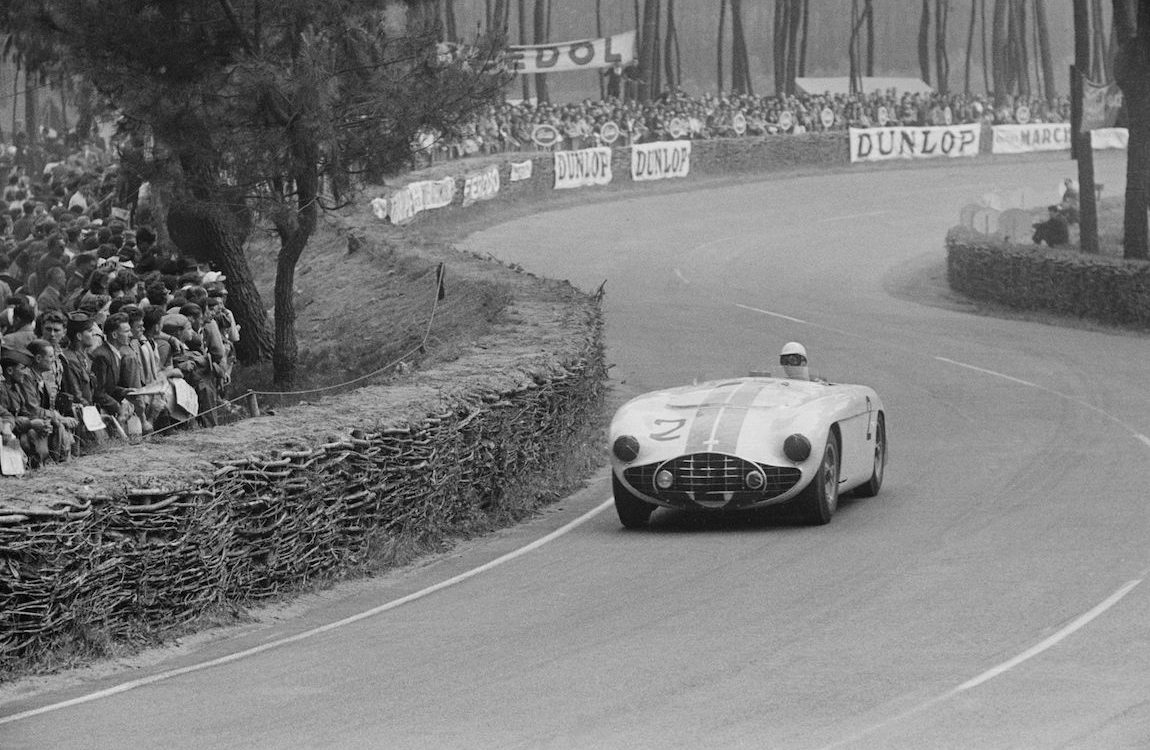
[{"x1": 4, "y1": 151, "x2": 1149, "y2": 750}]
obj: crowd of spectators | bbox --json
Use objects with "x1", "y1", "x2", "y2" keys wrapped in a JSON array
[
  {"x1": 0, "y1": 155, "x2": 238, "y2": 472},
  {"x1": 425, "y1": 87, "x2": 1071, "y2": 160}
]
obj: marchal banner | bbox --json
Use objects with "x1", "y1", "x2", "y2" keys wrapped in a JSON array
[
  {"x1": 849, "y1": 124, "x2": 981, "y2": 163},
  {"x1": 507, "y1": 31, "x2": 636, "y2": 75},
  {"x1": 991, "y1": 123, "x2": 1072, "y2": 154},
  {"x1": 631, "y1": 141, "x2": 692, "y2": 182},
  {"x1": 554, "y1": 147, "x2": 613, "y2": 190},
  {"x1": 462, "y1": 164, "x2": 500, "y2": 207}
]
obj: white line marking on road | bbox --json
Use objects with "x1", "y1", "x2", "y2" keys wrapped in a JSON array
[
  {"x1": 934, "y1": 356, "x2": 1039, "y2": 387},
  {"x1": 0, "y1": 498, "x2": 615, "y2": 726},
  {"x1": 950, "y1": 578, "x2": 1142, "y2": 692},
  {"x1": 673, "y1": 267, "x2": 690, "y2": 285},
  {"x1": 735, "y1": 303, "x2": 807, "y2": 324},
  {"x1": 936, "y1": 356, "x2": 1150, "y2": 449},
  {"x1": 816, "y1": 210, "x2": 890, "y2": 223},
  {"x1": 818, "y1": 578, "x2": 1143, "y2": 749}
]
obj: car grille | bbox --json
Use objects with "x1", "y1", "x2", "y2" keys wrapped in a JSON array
[{"x1": 623, "y1": 452, "x2": 801, "y2": 508}]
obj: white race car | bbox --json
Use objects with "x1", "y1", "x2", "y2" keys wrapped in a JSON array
[{"x1": 609, "y1": 376, "x2": 887, "y2": 528}]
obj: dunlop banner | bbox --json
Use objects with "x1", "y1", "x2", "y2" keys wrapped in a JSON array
[
  {"x1": 462, "y1": 164, "x2": 501, "y2": 207},
  {"x1": 507, "y1": 31, "x2": 636, "y2": 75},
  {"x1": 387, "y1": 176, "x2": 456, "y2": 224},
  {"x1": 631, "y1": 141, "x2": 692, "y2": 182},
  {"x1": 991, "y1": 123, "x2": 1072, "y2": 154},
  {"x1": 849, "y1": 124, "x2": 981, "y2": 163},
  {"x1": 554, "y1": 147, "x2": 613, "y2": 190}
]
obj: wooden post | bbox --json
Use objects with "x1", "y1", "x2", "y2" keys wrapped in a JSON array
[{"x1": 245, "y1": 390, "x2": 261, "y2": 418}]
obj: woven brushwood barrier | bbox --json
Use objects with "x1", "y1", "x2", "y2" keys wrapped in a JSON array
[
  {"x1": 946, "y1": 228, "x2": 1150, "y2": 328},
  {"x1": 0, "y1": 300, "x2": 605, "y2": 671}
]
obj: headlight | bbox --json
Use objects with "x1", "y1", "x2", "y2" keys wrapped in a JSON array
[
  {"x1": 783, "y1": 434, "x2": 812, "y2": 462},
  {"x1": 655, "y1": 469, "x2": 674, "y2": 489},
  {"x1": 745, "y1": 471, "x2": 765, "y2": 490},
  {"x1": 613, "y1": 435, "x2": 640, "y2": 462}
]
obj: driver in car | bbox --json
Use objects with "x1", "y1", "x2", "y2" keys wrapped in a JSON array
[{"x1": 780, "y1": 341, "x2": 811, "y2": 380}]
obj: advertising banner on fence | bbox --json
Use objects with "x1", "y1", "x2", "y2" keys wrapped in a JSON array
[
  {"x1": 1091, "y1": 127, "x2": 1128, "y2": 150},
  {"x1": 1082, "y1": 77, "x2": 1123, "y2": 131},
  {"x1": 849, "y1": 123, "x2": 981, "y2": 163},
  {"x1": 631, "y1": 140, "x2": 692, "y2": 182},
  {"x1": 462, "y1": 164, "x2": 500, "y2": 207},
  {"x1": 554, "y1": 147, "x2": 613, "y2": 190},
  {"x1": 509, "y1": 159, "x2": 533, "y2": 182},
  {"x1": 991, "y1": 123, "x2": 1072, "y2": 154},
  {"x1": 387, "y1": 176, "x2": 456, "y2": 224},
  {"x1": 507, "y1": 31, "x2": 636, "y2": 75}
]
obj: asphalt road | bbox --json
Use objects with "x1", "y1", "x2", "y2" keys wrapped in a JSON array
[{"x1": 4, "y1": 151, "x2": 1148, "y2": 750}]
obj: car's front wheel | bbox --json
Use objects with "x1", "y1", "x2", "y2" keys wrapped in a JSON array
[
  {"x1": 795, "y1": 431, "x2": 840, "y2": 525},
  {"x1": 613, "y1": 474, "x2": 655, "y2": 529},
  {"x1": 853, "y1": 413, "x2": 886, "y2": 498}
]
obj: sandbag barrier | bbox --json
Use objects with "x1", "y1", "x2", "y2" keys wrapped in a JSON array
[{"x1": 0, "y1": 304, "x2": 605, "y2": 673}]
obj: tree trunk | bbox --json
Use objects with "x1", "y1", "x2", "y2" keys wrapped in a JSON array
[
  {"x1": 664, "y1": 0, "x2": 681, "y2": 92},
  {"x1": 800, "y1": 0, "x2": 810, "y2": 77},
  {"x1": 1072, "y1": 0, "x2": 1100, "y2": 254},
  {"x1": 638, "y1": 0, "x2": 660, "y2": 101},
  {"x1": 918, "y1": 0, "x2": 932, "y2": 86},
  {"x1": 1034, "y1": 0, "x2": 1057, "y2": 98},
  {"x1": 519, "y1": 0, "x2": 530, "y2": 101},
  {"x1": 981, "y1": 0, "x2": 991, "y2": 93},
  {"x1": 532, "y1": 0, "x2": 549, "y2": 103},
  {"x1": 444, "y1": 0, "x2": 458, "y2": 41},
  {"x1": 864, "y1": 0, "x2": 874, "y2": 77},
  {"x1": 718, "y1": 0, "x2": 727, "y2": 93},
  {"x1": 1113, "y1": 0, "x2": 1150, "y2": 260},
  {"x1": 731, "y1": 0, "x2": 751, "y2": 94},
  {"x1": 167, "y1": 201, "x2": 274, "y2": 365},
  {"x1": 785, "y1": 0, "x2": 801, "y2": 95},
  {"x1": 991, "y1": 0, "x2": 1009, "y2": 103},
  {"x1": 1012, "y1": 0, "x2": 1030, "y2": 97},
  {"x1": 1091, "y1": 0, "x2": 1108, "y2": 79},
  {"x1": 771, "y1": 0, "x2": 782, "y2": 94},
  {"x1": 596, "y1": 0, "x2": 604, "y2": 99},
  {"x1": 935, "y1": 0, "x2": 950, "y2": 94},
  {"x1": 849, "y1": 0, "x2": 861, "y2": 93},
  {"x1": 272, "y1": 157, "x2": 320, "y2": 387},
  {"x1": 965, "y1": 0, "x2": 978, "y2": 93}
]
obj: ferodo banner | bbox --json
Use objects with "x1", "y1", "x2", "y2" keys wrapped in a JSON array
[
  {"x1": 507, "y1": 31, "x2": 636, "y2": 75},
  {"x1": 849, "y1": 124, "x2": 981, "y2": 163},
  {"x1": 631, "y1": 141, "x2": 692, "y2": 182},
  {"x1": 991, "y1": 123, "x2": 1072, "y2": 154},
  {"x1": 554, "y1": 147, "x2": 613, "y2": 190},
  {"x1": 387, "y1": 176, "x2": 456, "y2": 224},
  {"x1": 462, "y1": 164, "x2": 500, "y2": 207}
]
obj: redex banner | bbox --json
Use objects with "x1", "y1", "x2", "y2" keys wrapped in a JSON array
[
  {"x1": 462, "y1": 164, "x2": 500, "y2": 207},
  {"x1": 387, "y1": 177, "x2": 456, "y2": 224},
  {"x1": 992, "y1": 123, "x2": 1072, "y2": 154},
  {"x1": 631, "y1": 141, "x2": 692, "y2": 181},
  {"x1": 554, "y1": 147, "x2": 613, "y2": 190},
  {"x1": 849, "y1": 124, "x2": 981, "y2": 163},
  {"x1": 507, "y1": 31, "x2": 636, "y2": 74}
]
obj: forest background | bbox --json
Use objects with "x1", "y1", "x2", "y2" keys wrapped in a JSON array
[{"x1": 0, "y1": 1, "x2": 1107, "y2": 138}]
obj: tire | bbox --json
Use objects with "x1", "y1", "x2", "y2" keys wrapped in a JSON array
[
  {"x1": 853, "y1": 413, "x2": 886, "y2": 499},
  {"x1": 613, "y1": 474, "x2": 655, "y2": 529},
  {"x1": 795, "y1": 431, "x2": 840, "y2": 526}
]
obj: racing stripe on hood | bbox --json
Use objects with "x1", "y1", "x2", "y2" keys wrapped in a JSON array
[{"x1": 684, "y1": 380, "x2": 767, "y2": 454}]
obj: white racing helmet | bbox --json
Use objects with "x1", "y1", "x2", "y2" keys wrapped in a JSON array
[{"x1": 779, "y1": 341, "x2": 810, "y2": 381}]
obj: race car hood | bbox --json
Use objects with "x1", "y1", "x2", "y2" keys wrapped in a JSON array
[{"x1": 610, "y1": 377, "x2": 859, "y2": 466}]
